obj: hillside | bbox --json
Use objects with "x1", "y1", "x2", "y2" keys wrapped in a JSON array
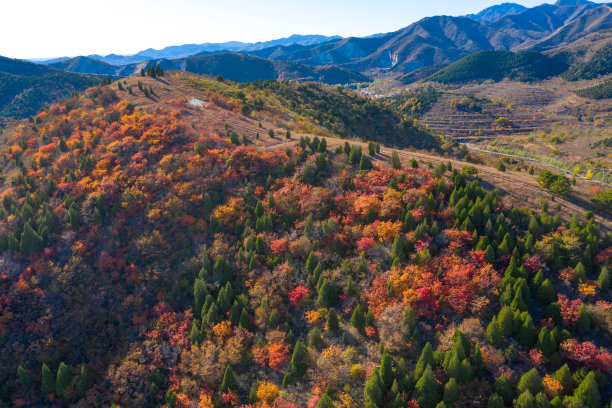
[
  {"x1": 561, "y1": 42, "x2": 612, "y2": 81},
  {"x1": 425, "y1": 50, "x2": 565, "y2": 83},
  {"x1": 0, "y1": 77, "x2": 610, "y2": 408},
  {"x1": 0, "y1": 56, "x2": 97, "y2": 121},
  {"x1": 51, "y1": 53, "x2": 371, "y2": 85}
]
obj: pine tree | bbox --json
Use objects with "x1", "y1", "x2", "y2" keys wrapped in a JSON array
[
  {"x1": 575, "y1": 304, "x2": 590, "y2": 333},
  {"x1": 486, "y1": 317, "x2": 502, "y2": 346},
  {"x1": 517, "y1": 315, "x2": 537, "y2": 348},
  {"x1": 494, "y1": 375, "x2": 515, "y2": 405},
  {"x1": 518, "y1": 368, "x2": 543, "y2": 396},
  {"x1": 598, "y1": 266, "x2": 609, "y2": 291},
  {"x1": 290, "y1": 340, "x2": 308, "y2": 377},
  {"x1": 443, "y1": 378, "x2": 458, "y2": 405},
  {"x1": 221, "y1": 365, "x2": 237, "y2": 392},
  {"x1": 350, "y1": 304, "x2": 366, "y2": 331},
  {"x1": 17, "y1": 365, "x2": 31, "y2": 387},
  {"x1": 536, "y1": 327, "x2": 556, "y2": 357},
  {"x1": 316, "y1": 393, "x2": 333, "y2": 408},
  {"x1": 573, "y1": 371, "x2": 600, "y2": 408},
  {"x1": 537, "y1": 279, "x2": 556, "y2": 304},
  {"x1": 318, "y1": 279, "x2": 335, "y2": 306},
  {"x1": 414, "y1": 342, "x2": 435, "y2": 380},
  {"x1": 390, "y1": 151, "x2": 401, "y2": 169},
  {"x1": 552, "y1": 364, "x2": 574, "y2": 393},
  {"x1": 77, "y1": 365, "x2": 88, "y2": 398},
  {"x1": 41, "y1": 363, "x2": 55, "y2": 395},
  {"x1": 326, "y1": 308, "x2": 339, "y2": 332},
  {"x1": 498, "y1": 306, "x2": 514, "y2": 337},
  {"x1": 69, "y1": 202, "x2": 80, "y2": 231},
  {"x1": 360, "y1": 156, "x2": 373, "y2": 170},
  {"x1": 535, "y1": 392, "x2": 550, "y2": 408},
  {"x1": 380, "y1": 350, "x2": 394, "y2": 389},
  {"x1": 472, "y1": 341, "x2": 483, "y2": 373},
  {"x1": 364, "y1": 370, "x2": 383, "y2": 407},
  {"x1": 515, "y1": 390, "x2": 535, "y2": 408},
  {"x1": 487, "y1": 394, "x2": 505, "y2": 408},
  {"x1": 20, "y1": 221, "x2": 43, "y2": 255},
  {"x1": 56, "y1": 362, "x2": 70, "y2": 397},
  {"x1": 413, "y1": 365, "x2": 439, "y2": 408},
  {"x1": 404, "y1": 306, "x2": 416, "y2": 332}
]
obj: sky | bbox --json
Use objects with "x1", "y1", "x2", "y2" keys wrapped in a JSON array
[{"x1": 0, "y1": 0, "x2": 606, "y2": 59}]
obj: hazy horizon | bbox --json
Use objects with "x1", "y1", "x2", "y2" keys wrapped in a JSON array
[{"x1": 3, "y1": 0, "x2": 608, "y2": 60}]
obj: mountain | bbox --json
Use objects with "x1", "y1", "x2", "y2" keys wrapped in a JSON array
[
  {"x1": 51, "y1": 53, "x2": 370, "y2": 85},
  {"x1": 36, "y1": 34, "x2": 341, "y2": 66},
  {"x1": 34, "y1": 1, "x2": 612, "y2": 85},
  {"x1": 0, "y1": 56, "x2": 97, "y2": 120},
  {"x1": 0, "y1": 73, "x2": 609, "y2": 407},
  {"x1": 49, "y1": 56, "x2": 122, "y2": 76},
  {"x1": 465, "y1": 3, "x2": 527, "y2": 24},
  {"x1": 425, "y1": 49, "x2": 566, "y2": 83}
]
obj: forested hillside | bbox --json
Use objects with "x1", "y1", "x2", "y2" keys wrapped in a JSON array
[{"x1": 0, "y1": 82, "x2": 609, "y2": 408}]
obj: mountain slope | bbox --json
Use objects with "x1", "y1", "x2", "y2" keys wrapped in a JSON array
[
  {"x1": 465, "y1": 3, "x2": 527, "y2": 24},
  {"x1": 49, "y1": 56, "x2": 121, "y2": 76},
  {"x1": 425, "y1": 50, "x2": 566, "y2": 83},
  {"x1": 0, "y1": 56, "x2": 97, "y2": 120}
]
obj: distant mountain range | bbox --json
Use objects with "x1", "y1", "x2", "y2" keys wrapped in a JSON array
[
  {"x1": 31, "y1": 0, "x2": 611, "y2": 82},
  {"x1": 1, "y1": 0, "x2": 611, "y2": 121},
  {"x1": 35, "y1": 34, "x2": 342, "y2": 66}
]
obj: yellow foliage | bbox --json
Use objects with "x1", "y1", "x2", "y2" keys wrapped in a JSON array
[
  {"x1": 306, "y1": 310, "x2": 321, "y2": 324},
  {"x1": 578, "y1": 282, "x2": 597, "y2": 297},
  {"x1": 543, "y1": 375, "x2": 563, "y2": 398},
  {"x1": 256, "y1": 381, "x2": 279, "y2": 403},
  {"x1": 212, "y1": 320, "x2": 233, "y2": 339},
  {"x1": 377, "y1": 220, "x2": 403, "y2": 243}
]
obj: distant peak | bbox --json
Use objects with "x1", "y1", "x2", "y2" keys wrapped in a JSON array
[{"x1": 554, "y1": 0, "x2": 592, "y2": 5}]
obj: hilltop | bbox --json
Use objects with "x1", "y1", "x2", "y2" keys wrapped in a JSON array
[{"x1": 0, "y1": 74, "x2": 610, "y2": 408}]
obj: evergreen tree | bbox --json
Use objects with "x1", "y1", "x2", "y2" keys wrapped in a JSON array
[
  {"x1": 486, "y1": 317, "x2": 502, "y2": 346},
  {"x1": 20, "y1": 221, "x2": 43, "y2": 255},
  {"x1": 573, "y1": 371, "x2": 600, "y2": 408},
  {"x1": 380, "y1": 350, "x2": 394, "y2": 389},
  {"x1": 443, "y1": 378, "x2": 458, "y2": 405},
  {"x1": 390, "y1": 151, "x2": 401, "y2": 169},
  {"x1": 56, "y1": 362, "x2": 70, "y2": 397},
  {"x1": 537, "y1": 279, "x2": 556, "y2": 304},
  {"x1": 316, "y1": 394, "x2": 333, "y2": 408},
  {"x1": 364, "y1": 370, "x2": 383, "y2": 407},
  {"x1": 517, "y1": 315, "x2": 537, "y2": 348},
  {"x1": 472, "y1": 341, "x2": 483, "y2": 373},
  {"x1": 575, "y1": 304, "x2": 590, "y2": 333},
  {"x1": 326, "y1": 307, "x2": 339, "y2": 332},
  {"x1": 413, "y1": 366, "x2": 439, "y2": 408},
  {"x1": 17, "y1": 365, "x2": 31, "y2": 387},
  {"x1": 552, "y1": 364, "x2": 574, "y2": 393},
  {"x1": 350, "y1": 304, "x2": 366, "y2": 331},
  {"x1": 41, "y1": 363, "x2": 54, "y2": 395},
  {"x1": 290, "y1": 340, "x2": 308, "y2": 377},
  {"x1": 414, "y1": 342, "x2": 435, "y2": 380},
  {"x1": 535, "y1": 392, "x2": 551, "y2": 408},
  {"x1": 220, "y1": 365, "x2": 237, "y2": 392},
  {"x1": 318, "y1": 279, "x2": 335, "y2": 306},
  {"x1": 597, "y1": 266, "x2": 609, "y2": 291},
  {"x1": 536, "y1": 327, "x2": 556, "y2": 357},
  {"x1": 518, "y1": 368, "x2": 543, "y2": 396},
  {"x1": 515, "y1": 390, "x2": 536, "y2": 408},
  {"x1": 360, "y1": 156, "x2": 373, "y2": 170},
  {"x1": 78, "y1": 365, "x2": 88, "y2": 398},
  {"x1": 487, "y1": 394, "x2": 505, "y2": 408},
  {"x1": 498, "y1": 306, "x2": 514, "y2": 337},
  {"x1": 494, "y1": 375, "x2": 515, "y2": 405}
]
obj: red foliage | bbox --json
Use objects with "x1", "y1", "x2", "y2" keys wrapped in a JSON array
[
  {"x1": 524, "y1": 256, "x2": 543, "y2": 274},
  {"x1": 365, "y1": 326, "x2": 377, "y2": 338},
  {"x1": 557, "y1": 294, "x2": 582, "y2": 326},
  {"x1": 356, "y1": 237, "x2": 376, "y2": 252},
  {"x1": 288, "y1": 285, "x2": 309, "y2": 304},
  {"x1": 270, "y1": 239, "x2": 288, "y2": 254},
  {"x1": 267, "y1": 340, "x2": 290, "y2": 370}
]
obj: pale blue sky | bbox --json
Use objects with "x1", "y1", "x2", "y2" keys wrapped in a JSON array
[{"x1": 0, "y1": 0, "x2": 606, "y2": 59}]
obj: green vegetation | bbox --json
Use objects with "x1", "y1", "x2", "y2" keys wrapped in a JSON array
[
  {"x1": 562, "y1": 43, "x2": 612, "y2": 81},
  {"x1": 379, "y1": 84, "x2": 439, "y2": 118},
  {"x1": 537, "y1": 170, "x2": 571, "y2": 195},
  {"x1": 427, "y1": 50, "x2": 564, "y2": 83},
  {"x1": 0, "y1": 57, "x2": 97, "y2": 119},
  {"x1": 575, "y1": 79, "x2": 612, "y2": 100},
  {"x1": 184, "y1": 75, "x2": 441, "y2": 150}
]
